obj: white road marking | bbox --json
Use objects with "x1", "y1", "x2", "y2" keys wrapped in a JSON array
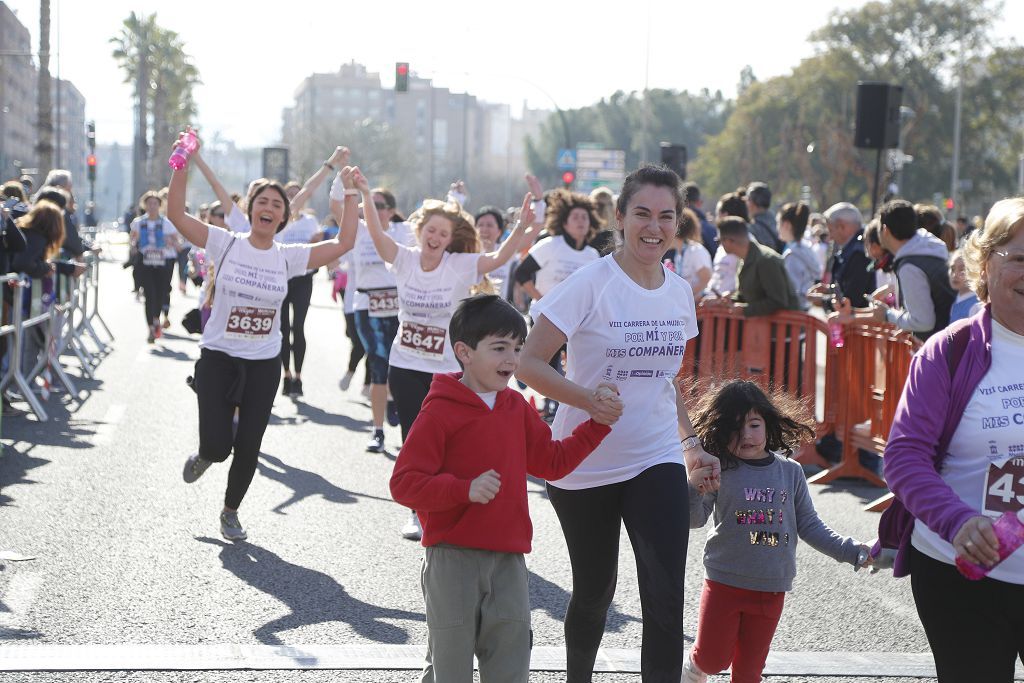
[{"x1": 93, "y1": 404, "x2": 127, "y2": 446}]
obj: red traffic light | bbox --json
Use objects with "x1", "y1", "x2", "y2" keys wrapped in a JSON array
[
  {"x1": 87, "y1": 154, "x2": 97, "y2": 167},
  {"x1": 561, "y1": 170, "x2": 575, "y2": 186},
  {"x1": 396, "y1": 63, "x2": 408, "y2": 76},
  {"x1": 945, "y1": 198, "x2": 955, "y2": 210}
]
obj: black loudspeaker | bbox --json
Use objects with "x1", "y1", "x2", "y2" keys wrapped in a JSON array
[
  {"x1": 659, "y1": 143, "x2": 688, "y2": 180},
  {"x1": 854, "y1": 82, "x2": 903, "y2": 149}
]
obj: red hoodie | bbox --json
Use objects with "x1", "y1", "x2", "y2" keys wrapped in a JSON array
[{"x1": 390, "y1": 373, "x2": 611, "y2": 553}]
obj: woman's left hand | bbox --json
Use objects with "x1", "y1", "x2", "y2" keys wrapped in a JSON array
[{"x1": 953, "y1": 515, "x2": 1000, "y2": 567}]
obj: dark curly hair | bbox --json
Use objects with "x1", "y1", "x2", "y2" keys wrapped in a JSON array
[
  {"x1": 544, "y1": 188, "x2": 603, "y2": 243},
  {"x1": 691, "y1": 380, "x2": 815, "y2": 471}
]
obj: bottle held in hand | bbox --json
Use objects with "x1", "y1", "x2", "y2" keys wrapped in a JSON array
[
  {"x1": 955, "y1": 509, "x2": 1024, "y2": 580},
  {"x1": 168, "y1": 129, "x2": 198, "y2": 170}
]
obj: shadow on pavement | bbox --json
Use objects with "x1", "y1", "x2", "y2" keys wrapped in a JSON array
[
  {"x1": 269, "y1": 400, "x2": 369, "y2": 432},
  {"x1": 0, "y1": 446, "x2": 51, "y2": 508},
  {"x1": 257, "y1": 452, "x2": 392, "y2": 514},
  {"x1": 195, "y1": 536, "x2": 425, "y2": 646},
  {"x1": 147, "y1": 346, "x2": 194, "y2": 362},
  {"x1": 529, "y1": 569, "x2": 641, "y2": 633}
]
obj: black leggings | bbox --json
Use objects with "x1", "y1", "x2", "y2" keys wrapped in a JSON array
[
  {"x1": 387, "y1": 365, "x2": 434, "y2": 442},
  {"x1": 344, "y1": 311, "x2": 369, "y2": 381},
  {"x1": 194, "y1": 348, "x2": 281, "y2": 510},
  {"x1": 910, "y1": 546, "x2": 1024, "y2": 682},
  {"x1": 547, "y1": 462, "x2": 689, "y2": 683},
  {"x1": 138, "y1": 261, "x2": 174, "y2": 325},
  {"x1": 280, "y1": 273, "x2": 313, "y2": 374}
]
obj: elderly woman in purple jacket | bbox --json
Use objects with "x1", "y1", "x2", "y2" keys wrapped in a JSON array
[{"x1": 880, "y1": 196, "x2": 1024, "y2": 682}]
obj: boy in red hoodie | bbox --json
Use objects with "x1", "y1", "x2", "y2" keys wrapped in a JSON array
[{"x1": 390, "y1": 294, "x2": 621, "y2": 683}]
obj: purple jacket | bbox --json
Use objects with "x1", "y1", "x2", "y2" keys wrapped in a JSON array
[{"x1": 878, "y1": 305, "x2": 993, "y2": 577}]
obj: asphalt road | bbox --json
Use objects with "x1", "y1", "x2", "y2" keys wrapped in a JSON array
[{"x1": 0, "y1": 249, "x2": 949, "y2": 682}]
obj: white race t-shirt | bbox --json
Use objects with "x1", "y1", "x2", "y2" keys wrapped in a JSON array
[
  {"x1": 199, "y1": 226, "x2": 312, "y2": 360},
  {"x1": 352, "y1": 220, "x2": 416, "y2": 313},
  {"x1": 387, "y1": 244, "x2": 482, "y2": 374},
  {"x1": 531, "y1": 255, "x2": 699, "y2": 489},
  {"x1": 485, "y1": 253, "x2": 516, "y2": 299},
  {"x1": 528, "y1": 235, "x2": 599, "y2": 297},
  {"x1": 276, "y1": 214, "x2": 321, "y2": 277},
  {"x1": 675, "y1": 242, "x2": 713, "y2": 291},
  {"x1": 131, "y1": 216, "x2": 179, "y2": 263},
  {"x1": 912, "y1": 319, "x2": 1024, "y2": 584},
  {"x1": 709, "y1": 246, "x2": 739, "y2": 295},
  {"x1": 339, "y1": 251, "x2": 358, "y2": 315},
  {"x1": 225, "y1": 204, "x2": 251, "y2": 232},
  {"x1": 276, "y1": 214, "x2": 320, "y2": 245}
]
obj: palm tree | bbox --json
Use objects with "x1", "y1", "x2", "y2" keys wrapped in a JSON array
[
  {"x1": 149, "y1": 26, "x2": 200, "y2": 189},
  {"x1": 35, "y1": 0, "x2": 53, "y2": 173},
  {"x1": 111, "y1": 12, "x2": 156, "y2": 203}
]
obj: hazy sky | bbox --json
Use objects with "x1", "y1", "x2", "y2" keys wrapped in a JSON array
[{"x1": 5, "y1": 0, "x2": 1021, "y2": 149}]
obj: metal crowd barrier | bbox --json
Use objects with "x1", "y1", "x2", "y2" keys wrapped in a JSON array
[{"x1": 0, "y1": 251, "x2": 113, "y2": 423}]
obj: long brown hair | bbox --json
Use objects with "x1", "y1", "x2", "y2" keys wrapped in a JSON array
[{"x1": 16, "y1": 200, "x2": 65, "y2": 259}]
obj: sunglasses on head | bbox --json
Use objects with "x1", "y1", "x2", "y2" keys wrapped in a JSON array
[{"x1": 373, "y1": 202, "x2": 389, "y2": 210}]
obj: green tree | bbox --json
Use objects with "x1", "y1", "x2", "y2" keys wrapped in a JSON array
[
  {"x1": 111, "y1": 13, "x2": 200, "y2": 200},
  {"x1": 524, "y1": 89, "x2": 730, "y2": 190},
  {"x1": 691, "y1": 0, "x2": 1013, "y2": 215}
]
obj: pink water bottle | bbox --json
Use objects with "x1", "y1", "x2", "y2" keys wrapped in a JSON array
[
  {"x1": 955, "y1": 509, "x2": 1024, "y2": 580},
  {"x1": 168, "y1": 130, "x2": 198, "y2": 170},
  {"x1": 828, "y1": 321, "x2": 845, "y2": 348}
]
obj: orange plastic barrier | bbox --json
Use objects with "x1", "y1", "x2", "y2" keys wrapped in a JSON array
[
  {"x1": 677, "y1": 307, "x2": 840, "y2": 468},
  {"x1": 806, "y1": 320, "x2": 920, "y2": 510}
]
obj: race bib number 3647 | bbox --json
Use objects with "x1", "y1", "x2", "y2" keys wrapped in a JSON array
[
  {"x1": 225, "y1": 306, "x2": 275, "y2": 340},
  {"x1": 399, "y1": 321, "x2": 446, "y2": 360}
]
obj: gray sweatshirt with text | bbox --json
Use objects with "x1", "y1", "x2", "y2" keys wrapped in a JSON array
[{"x1": 689, "y1": 454, "x2": 861, "y2": 592}]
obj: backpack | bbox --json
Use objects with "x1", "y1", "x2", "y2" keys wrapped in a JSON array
[{"x1": 873, "y1": 320, "x2": 972, "y2": 573}]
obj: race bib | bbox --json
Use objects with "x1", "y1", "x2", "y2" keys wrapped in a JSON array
[
  {"x1": 368, "y1": 288, "x2": 400, "y2": 318},
  {"x1": 142, "y1": 247, "x2": 164, "y2": 266},
  {"x1": 225, "y1": 306, "x2": 275, "y2": 340},
  {"x1": 984, "y1": 457, "x2": 1024, "y2": 515},
  {"x1": 399, "y1": 321, "x2": 446, "y2": 360}
]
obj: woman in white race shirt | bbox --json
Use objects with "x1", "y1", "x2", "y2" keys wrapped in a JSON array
[
  {"x1": 350, "y1": 186, "x2": 416, "y2": 455},
  {"x1": 514, "y1": 188, "x2": 601, "y2": 303},
  {"x1": 474, "y1": 205, "x2": 517, "y2": 300},
  {"x1": 169, "y1": 132, "x2": 359, "y2": 542},
  {"x1": 130, "y1": 191, "x2": 182, "y2": 343},
  {"x1": 354, "y1": 167, "x2": 534, "y2": 538},
  {"x1": 517, "y1": 165, "x2": 722, "y2": 683}
]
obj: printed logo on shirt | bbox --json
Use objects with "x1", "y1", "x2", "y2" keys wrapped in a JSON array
[{"x1": 736, "y1": 487, "x2": 791, "y2": 547}]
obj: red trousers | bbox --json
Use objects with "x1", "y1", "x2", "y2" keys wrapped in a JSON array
[{"x1": 691, "y1": 579, "x2": 786, "y2": 683}]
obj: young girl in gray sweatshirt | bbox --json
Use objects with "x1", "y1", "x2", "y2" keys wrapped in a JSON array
[{"x1": 682, "y1": 380, "x2": 871, "y2": 683}]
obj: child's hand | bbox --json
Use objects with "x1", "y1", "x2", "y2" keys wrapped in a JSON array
[
  {"x1": 854, "y1": 544, "x2": 873, "y2": 571},
  {"x1": 590, "y1": 383, "x2": 623, "y2": 426},
  {"x1": 688, "y1": 465, "x2": 718, "y2": 494},
  {"x1": 469, "y1": 469, "x2": 501, "y2": 504}
]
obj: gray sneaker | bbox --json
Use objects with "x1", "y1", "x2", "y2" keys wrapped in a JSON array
[
  {"x1": 183, "y1": 452, "x2": 212, "y2": 483},
  {"x1": 220, "y1": 511, "x2": 247, "y2": 541}
]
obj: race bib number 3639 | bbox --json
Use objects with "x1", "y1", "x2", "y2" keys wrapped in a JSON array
[
  {"x1": 225, "y1": 306, "x2": 275, "y2": 340},
  {"x1": 399, "y1": 321, "x2": 446, "y2": 360},
  {"x1": 985, "y1": 457, "x2": 1024, "y2": 515}
]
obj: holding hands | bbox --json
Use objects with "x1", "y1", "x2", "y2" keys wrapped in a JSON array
[{"x1": 586, "y1": 383, "x2": 624, "y2": 426}]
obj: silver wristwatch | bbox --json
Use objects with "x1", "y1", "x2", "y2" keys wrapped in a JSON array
[{"x1": 681, "y1": 435, "x2": 701, "y2": 452}]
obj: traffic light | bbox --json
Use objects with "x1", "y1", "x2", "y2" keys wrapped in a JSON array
[
  {"x1": 561, "y1": 170, "x2": 575, "y2": 188},
  {"x1": 945, "y1": 198, "x2": 955, "y2": 210},
  {"x1": 395, "y1": 62, "x2": 409, "y2": 92},
  {"x1": 86, "y1": 121, "x2": 96, "y2": 151},
  {"x1": 87, "y1": 154, "x2": 97, "y2": 182}
]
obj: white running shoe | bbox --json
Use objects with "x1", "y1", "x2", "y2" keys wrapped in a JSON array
[
  {"x1": 681, "y1": 652, "x2": 707, "y2": 683},
  {"x1": 401, "y1": 511, "x2": 422, "y2": 541}
]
